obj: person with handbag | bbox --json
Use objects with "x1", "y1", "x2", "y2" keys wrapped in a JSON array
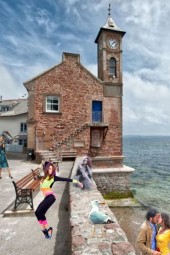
[{"x1": 0, "y1": 135, "x2": 13, "y2": 179}]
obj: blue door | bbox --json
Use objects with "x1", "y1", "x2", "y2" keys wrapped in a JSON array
[{"x1": 92, "y1": 101, "x2": 102, "y2": 122}]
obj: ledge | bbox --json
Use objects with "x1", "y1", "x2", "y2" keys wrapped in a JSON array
[
  {"x1": 92, "y1": 155, "x2": 125, "y2": 161},
  {"x1": 92, "y1": 165, "x2": 135, "y2": 174},
  {"x1": 107, "y1": 198, "x2": 142, "y2": 208}
]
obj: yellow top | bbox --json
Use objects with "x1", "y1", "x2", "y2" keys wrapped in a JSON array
[
  {"x1": 156, "y1": 228, "x2": 170, "y2": 255},
  {"x1": 40, "y1": 177, "x2": 54, "y2": 196},
  {"x1": 40, "y1": 176, "x2": 77, "y2": 196}
]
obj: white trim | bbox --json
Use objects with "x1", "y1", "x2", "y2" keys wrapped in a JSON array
[{"x1": 45, "y1": 96, "x2": 59, "y2": 113}]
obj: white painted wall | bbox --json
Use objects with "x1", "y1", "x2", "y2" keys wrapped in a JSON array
[{"x1": 0, "y1": 113, "x2": 27, "y2": 139}]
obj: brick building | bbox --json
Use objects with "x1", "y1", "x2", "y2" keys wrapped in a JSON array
[{"x1": 24, "y1": 10, "x2": 134, "y2": 196}]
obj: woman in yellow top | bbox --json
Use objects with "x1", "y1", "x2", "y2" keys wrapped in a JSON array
[
  {"x1": 35, "y1": 161, "x2": 83, "y2": 239},
  {"x1": 156, "y1": 212, "x2": 170, "y2": 255}
]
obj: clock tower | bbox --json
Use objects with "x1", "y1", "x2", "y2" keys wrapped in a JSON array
[
  {"x1": 91, "y1": 5, "x2": 134, "y2": 198},
  {"x1": 95, "y1": 4, "x2": 125, "y2": 86}
]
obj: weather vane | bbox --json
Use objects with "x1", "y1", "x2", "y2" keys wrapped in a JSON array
[{"x1": 108, "y1": 3, "x2": 111, "y2": 17}]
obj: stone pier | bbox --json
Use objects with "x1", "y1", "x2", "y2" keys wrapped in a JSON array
[{"x1": 69, "y1": 158, "x2": 136, "y2": 255}]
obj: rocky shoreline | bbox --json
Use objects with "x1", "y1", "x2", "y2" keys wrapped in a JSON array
[{"x1": 111, "y1": 206, "x2": 147, "y2": 255}]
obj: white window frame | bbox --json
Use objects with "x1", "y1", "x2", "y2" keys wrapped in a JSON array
[{"x1": 46, "y1": 96, "x2": 59, "y2": 113}]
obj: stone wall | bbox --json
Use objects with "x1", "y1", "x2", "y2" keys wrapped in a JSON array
[
  {"x1": 93, "y1": 166, "x2": 134, "y2": 198},
  {"x1": 69, "y1": 158, "x2": 136, "y2": 255}
]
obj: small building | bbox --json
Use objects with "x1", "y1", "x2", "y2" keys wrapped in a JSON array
[
  {"x1": 24, "y1": 10, "x2": 134, "y2": 197},
  {"x1": 0, "y1": 98, "x2": 28, "y2": 152}
]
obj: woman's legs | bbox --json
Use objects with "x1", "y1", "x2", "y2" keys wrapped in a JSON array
[
  {"x1": 7, "y1": 167, "x2": 13, "y2": 178},
  {"x1": 35, "y1": 194, "x2": 56, "y2": 238},
  {"x1": 0, "y1": 151, "x2": 11, "y2": 178},
  {"x1": 0, "y1": 168, "x2": 13, "y2": 178}
]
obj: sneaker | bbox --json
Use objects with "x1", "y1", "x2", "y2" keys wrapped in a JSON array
[
  {"x1": 48, "y1": 227, "x2": 53, "y2": 239},
  {"x1": 41, "y1": 229, "x2": 50, "y2": 239}
]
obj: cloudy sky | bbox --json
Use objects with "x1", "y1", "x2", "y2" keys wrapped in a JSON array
[{"x1": 0, "y1": 0, "x2": 170, "y2": 136}]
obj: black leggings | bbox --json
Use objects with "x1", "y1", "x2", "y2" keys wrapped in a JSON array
[{"x1": 35, "y1": 194, "x2": 56, "y2": 224}]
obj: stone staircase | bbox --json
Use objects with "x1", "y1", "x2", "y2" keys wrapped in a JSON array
[
  {"x1": 38, "y1": 150, "x2": 61, "y2": 164},
  {"x1": 38, "y1": 123, "x2": 89, "y2": 163},
  {"x1": 38, "y1": 150, "x2": 77, "y2": 164},
  {"x1": 54, "y1": 123, "x2": 89, "y2": 149}
]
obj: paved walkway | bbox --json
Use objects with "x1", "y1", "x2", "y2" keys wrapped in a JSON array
[{"x1": 0, "y1": 153, "x2": 73, "y2": 255}]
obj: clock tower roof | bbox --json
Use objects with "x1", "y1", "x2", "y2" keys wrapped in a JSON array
[{"x1": 95, "y1": 4, "x2": 126, "y2": 43}]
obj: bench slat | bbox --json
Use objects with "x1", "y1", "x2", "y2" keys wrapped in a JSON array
[
  {"x1": 16, "y1": 174, "x2": 32, "y2": 184},
  {"x1": 27, "y1": 180, "x2": 41, "y2": 191},
  {"x1": 16, "y1": 168, "x2": 41, "y2": 188}
]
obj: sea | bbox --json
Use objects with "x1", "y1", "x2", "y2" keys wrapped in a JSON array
[{"x1": 123, "y1": 135, "x2": 170, "y2": 213}]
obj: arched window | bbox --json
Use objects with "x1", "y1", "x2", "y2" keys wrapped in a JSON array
[{"x1": 109, "y1": 57, "x2": 116, "y2": 77}]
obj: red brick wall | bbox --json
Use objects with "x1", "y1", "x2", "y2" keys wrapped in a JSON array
[{"x1": 25, "y1": 53, "x2": 122, "y2": 161}]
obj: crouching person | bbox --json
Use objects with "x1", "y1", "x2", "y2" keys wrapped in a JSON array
[{"x1": 76, "y1": 156, "x2": 93, "y2": 190}]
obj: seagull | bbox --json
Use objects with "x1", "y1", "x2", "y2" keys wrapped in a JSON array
[
  {"x1": 89, "y1": 200, "x2": 114, "y2": 224},
  {"x1": 88, "y1": 200, "x2": 115, "y2": 238}
]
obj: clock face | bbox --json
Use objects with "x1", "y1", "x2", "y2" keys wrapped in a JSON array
[{"x1": 108, "y1": 39, "x2": 118, "y2": 49}]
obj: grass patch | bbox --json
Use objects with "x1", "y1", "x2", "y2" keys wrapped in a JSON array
[{"x1": 103, "y1": 190, "x2": 134, "y2": 200}]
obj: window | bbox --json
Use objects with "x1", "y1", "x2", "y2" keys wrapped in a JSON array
[
  {"x1": 92, "y1": 101, "x2": 102, "y2": 123},
  {"x1": 19, "y1": 139, "x2": 27, "y2": 147},
  {"x1": 0, "y1": 106, "x2": 11, "y2": 112},
  {"x1": 19, "y1": 139, "x2": 22, "y2": 145},
  {"x1": 20, "y1": 123, "x2": 27, "y2": 132},
  {"x1": 109, "y1": 57, "x2": 116, "y2": 77},
  {"x1": 46, "y1": 96, "x2": 59, "y2": 113}
]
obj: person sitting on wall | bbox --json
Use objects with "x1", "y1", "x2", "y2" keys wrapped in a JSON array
[{"x1": 76, "y1": 156, "x2": 93, "y2": 190}]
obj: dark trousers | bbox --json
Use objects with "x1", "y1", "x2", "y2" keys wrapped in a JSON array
[{"x1": 35, "y1": 194, "x2": 56, "y2": 222}]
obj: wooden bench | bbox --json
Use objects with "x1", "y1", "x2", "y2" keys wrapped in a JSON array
[{"x1": 12, "y1": 168, "x2": 41, "y2": 211}]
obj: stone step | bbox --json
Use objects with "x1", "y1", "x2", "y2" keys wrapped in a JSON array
[
  {"x1": 62, "y1": 151, "x2": 77, "y2": 158},
  {"x1": 41, "y1": 154, "x2": 57, "y2": 157},
  {"x1": 38, "y1": 150, "x2": 77, "y2": 161}
]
